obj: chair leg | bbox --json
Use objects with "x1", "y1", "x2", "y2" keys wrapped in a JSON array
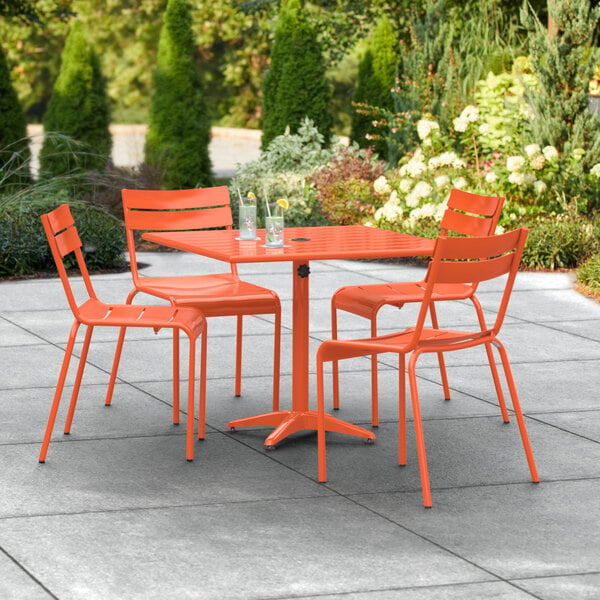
[
  {"x1": 429, "y1": 303, "x2": 451, "y2": 400},
  {"x1": 370, "y1": 318, "x2": 379, "y2": 427},
  {"x1": 316, "y1": 354, "x2": 327, "y2": 483},
  {"x1": 493, "y1": 340, "x2": 539, "y2": 482},
  {"x1": 186, "y1": 334, "x2": 196, "y2": 462},
  {"x1": 105, "y1": 326, "x2": 126, "y2": 406},
  {"x1": 398, "y1": 353, "x2": 406, "y2": 466},
  {"x1": 172, "y1": 328, "x2": 180, "y2": 425},
  {"x1": 198, "y1": 330, "x2": 207, "y2": 440},
  {"x1": 235, "y1": 315, "x2": 243, "y2": 397},
  {"x1": 408, "y1": 352, "x2": 432, "y2": 508},
  {"x1": 39, "y1": 322, "x2": 80, "y2": 463},
  {"x1": 331, "y1": 302, "x2": 340, "y2": 410},
  {"x1": 64, "y1": 326, "x2": 94, "y2": 434},
  {"x1": 272, "y1": 308, "x2": 281, "y2": 412},
  {"x1": 471, "y1": 296, "x2": 510, "y2": 422}
]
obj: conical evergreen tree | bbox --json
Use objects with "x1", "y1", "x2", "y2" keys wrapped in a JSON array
[
  {"x1": 521, "y1": 0, "x2": 600, "y2": 167},
  {"x1": 0, "y1": 43, "x2": 30, "y2": 188},
  {"x1": 350, "y1": 15, "x2": 398, "y2": 161},
  {"x1": 39, "y1": 20, "x2": 111, "y2": 178},
  {"x1": 261, "y1": 0, "x2": 332, "y2": 150},
  {"x1": 145, "y1": 0, "x2": 212, "y2": 189}
]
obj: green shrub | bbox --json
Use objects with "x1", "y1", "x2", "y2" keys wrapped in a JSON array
[
  {"x1": 231, "y1": 118, "x2": 333, "y2": 227},
  {"x1": 0, "y1": 200, "x2": 125, "y2": 277},
  {"x1": 39, "y1": 21, "x2": 112, "y2": 179},
  {"x1": 145, "y1": 0, "x2": 212, "y2": 189},
  {"x1": 577, "y1": 253, "x2": 600, "y2": 297},
  {"x1": 311, "y1": 145, "x2": 386, "y2": 225},
  {"x1": 0, "y1": 43, "x2": 30, "y2": 189},
  {"x1": 520, "y1": 209, "x2": 600, "y2": 270},
  {"x1": 261, "y1": 0, "x2": 332, "y2": 149}
]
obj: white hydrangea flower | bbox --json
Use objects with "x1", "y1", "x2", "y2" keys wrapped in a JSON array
[
  {"x1": 416, "y1": 119, "x2": 440, "y2": 141},
  {"x1": 428, "y1": 156, "x2": 441, "y2": 170},
  {"x1": 405, "y1": 191, "x2": 420, "y2": 207},
  {"x1": 434, "y1": 175, "x2": 450, "y2": 188},
  {"x1": 508, "y1": 172, "x2": 525, "y2": 185},
  {"x1": 439, "y1": 151, "x2": 459, "y2": 166},
  {"x1": 525, "y1": 144, "x2": 541, "y2": 158},
  {"x1": 388, "y1": 189, "x2": 399, "y2": 205},
  {"x1": 478, "y1": 123, "x2": 491, "y2": 135},
  {"x1": 413, "y1": 181, "x2": 433, "y2": 199},
  {"x1": 506, "y1": 155, "x2": 526, "y2": 172},
  {"x1": 590, "y1": 163, "x2": 600, "y2": 178},
  {"x1": 373, "y1": 175, "x2": 391, "y2": 195},
  {"x1": 452, "y1": 157, "x2": 467, "y2": 169},
  {"x1": 381, "y1": 200, "x2": 403, "y2": 221},
  {"x1": 529, "y1": 154, "x2": 546, "y2": 170},
  {"x1": 461, "y1": 105, "x2": 479, "y2": 122},
  {"x1": 494, "y1": 224, "x2": 505, "y2": 235},
  {"x1": 533, "y1": 180, "x2": 547, "y2": 195},
  {"x1": 405, "y1": 159, "x2": 427, "y2": 177},
  {"x1": 399, "y1": 179, "x2": 413, "y2": 193},
  {"x1": 542, "y1": 145, "x2": 559, "y2": 161},
  {"x1": 485, "y1": 171, "x2": 498, "y2": 183},
  {"x1": 524, "y1": 173, "x2": 537, "y2": 185},
  {"x1": 453, "y1": 177, "x2": 467, "y2": 189},
  {"x1": 453, "y1": 116, "x2": 469, "y2": 132}
]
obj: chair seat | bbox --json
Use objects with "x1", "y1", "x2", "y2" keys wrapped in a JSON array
[
  {"x1": 135, "y1": 273, "x2": 280, "y2": 316},
  {"x1": 79, "y1": 298, "x2": 206, "y2": 338},
  {"x1": 333, "y1": 281, "x2": 476, "y2": 319}
]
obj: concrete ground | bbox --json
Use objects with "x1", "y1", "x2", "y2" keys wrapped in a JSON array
[{"x1": 1, "y1": 245, "x2": 600, "y2": 599}]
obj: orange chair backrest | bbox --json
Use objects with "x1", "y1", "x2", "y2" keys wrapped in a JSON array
[
  {"x1": 121, "y1": 186, "x2": 233, "y2": 283},
  {"x1": 440, "y1": 189, "x2": 504, "y2": 237},
  {"x1": 40, "y1": 204, "x2": 97, "y2": 319},
  {"x1": 412, "y1": 228, "x2": 528, "y2": 347}
]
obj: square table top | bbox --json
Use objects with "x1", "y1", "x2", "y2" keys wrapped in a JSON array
[{"x1": 143, "y1": 225, "x2": 435, "y2": 264}]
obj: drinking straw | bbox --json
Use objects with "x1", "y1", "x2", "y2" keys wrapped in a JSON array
[
  {"x1": 237, "y1": 188, "x2": 244, "y2": 206},
  {"x1": 263, "y1": 187, "x2": 272, "y2": 217}
]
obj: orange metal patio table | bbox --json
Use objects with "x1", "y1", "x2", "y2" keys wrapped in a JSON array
[{"x1": 143, "y1": 225, "x2": 434, "y2": 448}]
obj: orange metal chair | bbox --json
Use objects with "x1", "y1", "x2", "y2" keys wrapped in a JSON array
[
  {"x1": 331, "y1": 189, "x2": 505, "y2": 426},
  {"x1": 316, "y1": 228, "x2": 539, "y2": 507},
  {"x1": 39, "y1": 204, "x2": 207, "y2": 463},
  {"x1": 107, "y1": 187, "x2": 282, "y2": 438}
]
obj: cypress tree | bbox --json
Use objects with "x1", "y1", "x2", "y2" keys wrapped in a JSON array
[
  {"x1": 145, "y1": 0, "x2": 212, "y2": 189},
  {"x1": 350, "y1": 15, "x2": 398, "y2": 161},
  {"x1": 521, "y1": 0, "x2": 600, "y2": 167},
  {"x1": 261, "y1": 0, "x2": 332, "y2": 150},
  {"x1": 39, "y1": 20, "x2": 111, "y2": 178},
  {"x1": 0, "y1": 42, "x2": 30, "y2": 188}
]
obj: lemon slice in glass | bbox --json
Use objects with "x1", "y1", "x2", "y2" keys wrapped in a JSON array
[{"x1": 276, "y1": 198, "x2": 289, "y2": 210}]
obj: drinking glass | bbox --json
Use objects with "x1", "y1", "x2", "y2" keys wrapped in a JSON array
[
  {"x1": 265, "y1": 215, "x2": 284, "y2": 247},
  {"x1": 239, "y1": 196, "x2": 257, "y2": 240}
]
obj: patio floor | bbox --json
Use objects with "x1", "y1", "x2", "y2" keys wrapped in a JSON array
[{"x1": 1, "y1": 249, "x2": 600, "y2": 599}]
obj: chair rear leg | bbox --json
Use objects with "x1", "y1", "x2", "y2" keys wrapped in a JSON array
[
  {"x1": 331, "y1": 302, "x2": 340, "y2": 410},
  {"x1": 429, "y1": 303, "x2": 451, "y2": 400},
  {"x1": 39, "y1": 322, "x2": 80, "y2": 463},
  {"x1": 64, "y1": 326, "x2": 94, "y2": 434},
  {"x1": 272, "y1": 307, "x2": 281, "y2": 412},
  {"x1": 408, "y1": 352, "x2": 432, "y2": 508},
  {"x1": 471, "y1": 296, "x2": 509, "y2": 422},
  {"x1": 198, "y1": 330, "x2": 207, "y2": 440},
  {"x1": 493, "y1": 341, "x2": 539, "y2": 482},
  {"x1": 235, "y1": 315, "x2": 243, "y2": 397}
]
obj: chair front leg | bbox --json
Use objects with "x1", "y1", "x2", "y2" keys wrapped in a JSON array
[
  {"x1": 235, "y1": 315, "x2": 243, "y2": 397},
  {"x1": 331, "y1": 301, "x2": 340, "y2": 410},
  {"x1": 272, "y1": 307, "x2": 281, "y2": 412},
  {"x1": 408, "y1": 351, "x2": 432, "y2": 508},
  {"x1": 186, "y1": 332, "x2": 196, "y2": 462},
  {"x1": 198, "y1": 329, "x2": 207, "y2": 440},
  {"x1": 64, "y1": 325, "x2": 94, "y2": 433},
  {"x1": 39, "y1": 321, "x2": 80, "y2": 463},
  {"x1": 370, "y1": 317, "x2": 379, "y2": 427},
  {"x1": 316, "y1": 353, "x2": 327, "y2": 483},
  {"x1": 398, "y1": 353, "x2": 406, "y2": 466}
]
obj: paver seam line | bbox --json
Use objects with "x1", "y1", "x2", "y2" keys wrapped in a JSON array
[
  {"x1": 523, "y1": 414, "x2": 600, "y2": 446},
  {"x1": 0, "y1": 544, "x2": 59, "y2": 600},
  {"x1": 509, "y1": 569, "x2": 600, "y2": 584}
]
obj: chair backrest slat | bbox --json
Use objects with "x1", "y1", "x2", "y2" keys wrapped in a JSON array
[
  {"x1": 122, "y1": 186, "x2": 236, "y2": 283},
  {"x1": 55, "y1": 225, "x2": 82, "y2": 257},
  {"x1": 440, "y1": 189, "x2": 504, "y2": 237}
]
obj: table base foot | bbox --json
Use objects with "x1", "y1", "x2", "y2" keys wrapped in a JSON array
[{"x1": 227, "y1": 410, "x2": 376, "y2": 447}]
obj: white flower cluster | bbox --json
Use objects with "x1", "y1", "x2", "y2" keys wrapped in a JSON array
[
  {"x1": 373, "y1": 175, "x2": 391, "y2": 195},
  {"x1": 416, "y1": 119, "x2": 440, "y2": 141},
  {"x1": 453, "y1": 105, "x2": 479, "y2": 132}
]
